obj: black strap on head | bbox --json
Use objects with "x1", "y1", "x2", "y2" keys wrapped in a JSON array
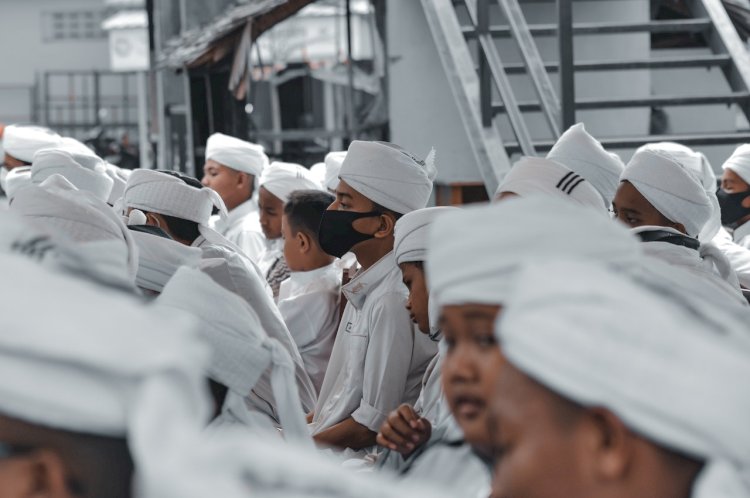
[{"x1": 636, "y1": 229, "x2": 700, "y2": 251}]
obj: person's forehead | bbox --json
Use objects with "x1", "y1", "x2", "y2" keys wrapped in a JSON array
[
  {"x1": 336, "y1": 180, "x2": 369, "y2": 203},
  {"x1": 615, "y1": 181, "x2": 651, "y2": 208},
  {"x1": 723, "y1": 168, "x2": 748, "y2": 185}
]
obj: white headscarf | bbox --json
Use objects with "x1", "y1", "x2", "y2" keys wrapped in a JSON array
[
  {"x1": 324, "y1": 151, "x2": 347, "y2": 191},
  {"x1": 2, "y1": 124, "x2": 62, "y2": 163},
  {"x1": 722, "y1": 143, "x2": 750, "y2": 185},
  {"x1": 497, "y1": 260, "x2": 750, "y2": 498},
  {"x1": 129, "y1": 229, "x2": 202, "y2": 293},
  {"x1": 547, "y1": 122, "x2": 625, "y2": 205},
  {"x1": 4, "y1": 165, "x2": 32, "y2": 201},
  {"x1": 339, "y1": 141, "x2": 436, "y2": 214},
  {"x1": 259, "y1": 162, "x2": 323, "y2": 203},
  {"x1": 205, "y1": 133, "x2": 268, "y2": 176},
  {"x1": 621, "y1": 149, "x2": 712, "y2": 238},
  {"x1": 495, "y1": 156, "x2": 606, "y2": 211},
  {"x1": 31, "y1": 146, "x2": 114, "y2": 202},
  {"x1": 158, "y1": 267, "x2": 312, "y2": 445},
  {"x1": 0, "y1": 248, "x2": 213, "y2": 498},
  {"x1": 427, "y1": 196, "x2": 641, "y2": 308}
]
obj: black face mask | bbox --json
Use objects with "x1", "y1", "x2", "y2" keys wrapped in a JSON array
[
  {"x1": 318, "y1": 210, "x2": 382, "y2": 258},
  {"x1": 717, "y1": 189, "x2": 750, "y2": 227}
]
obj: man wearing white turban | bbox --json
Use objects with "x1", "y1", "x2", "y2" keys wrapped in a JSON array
[
  {"x1": 718, "y1": 144, "x2": 750, "y2": 249},
  {"x1": 31, "y1": 146, "x2": 114, "y2": 202},
  {"x1": 494, "y1": 156, "x2": 607, "y2": 212},
  {"x1": 202, "y1": 133, "x2": 268, "y2": 262},
  {"x1": 310, "y1": 140, "x2": 438, "y2": 455},
  {"x1": 257, "y1": 161, "x2": 323, "y2": 298},
  {"x1": 614, "y1": 149, "x2": 743, "y2": 302},
  {"x1": 489, "y1": 260, "x2": 750, "y2": 498}
]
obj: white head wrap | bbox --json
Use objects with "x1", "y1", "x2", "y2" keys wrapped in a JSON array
[
  {"x1": 4, "y1": 166, "x2": 32, "y2": 201},
  {"x1": 2, "y1": 124, "x2": 62, "y2": 163},
  {"x1": 0, "y1": 247, "x2": 213, "y2": 497},
  {"x1": 11, "y1": 175, "x2": 138, "y2": 279},
  {"x1": 638, "y1": 142, "x2": 720, "y2": 242},
  {"x1": 496, "y1": 156, "x2": 607, "y2": 211},
  {"x1": 205, "y1": 133, "x2": 268, "y2": 176},
  {"x1": 496, "y1": 260, "x2": 750, "y2": 498},
  {"x1": 427, "y1": 196, "x2": 642, "y2": 308},
  {"x1": 324, "y1": 151, "x2": 347, "y2": 191},
  {"x1": 394, "y1": 206, "x2": 458, "y2": 265},
  {"x1": 31, "y1": 146, "x2": 114, "y2": 202},
  {"x1": 130, "y1": 230, "x2": 202, "y2": 293},
  {"x1": 339, "y1": 141, "x2": 436, "y2": 214},
  {"x1": 105, "y1": 163, "x2": 131, "y2": 205},
  {"x1": 259, "y1": 162, "x2": 323, "y2": 203},
  {"x1": 621, "y1": 149, "x2": 712, "y2": 238},
  {"x1": 309, "y1": 162, "x2": 326, "y2": 188},
  {"x1": 158, "y1": 267, "x2": 312, "y2": 445},
  {"x1": 547, "y1": 122, "x2": 625, "y2": 204},
  {"x1": 60, "y1": 136, "x2": 96, "y2": 156},
  {"x1": 722, "y1": 143, "x2": 750, "y2": 185}
]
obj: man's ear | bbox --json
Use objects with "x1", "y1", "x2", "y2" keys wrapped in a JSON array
[
  {"x1": 26, "y1": 448, "x2": 73, "y2": 498},
  {"x1": 298, "y1": 230, "x2": 312, "y2": 254},
  {"x1": 374, "y1": 213, "x2": 396, "y2": 239},
  {"x1": 144, "y1": 212, "x2": 163, "y2": 229},
  {"x1": 582, "y1": 408, "x2": 634, "y2": 481}
]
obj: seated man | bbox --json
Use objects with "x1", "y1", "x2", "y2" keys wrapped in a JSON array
[
  {"x1": 489, "y1": 260, "x2": 750, "y2": 498},
  {"x1": 278, "y1": 190, "x2": 340, "y2": 394},
  {"x1": 310, "y1": 141, "x2": 438, "y2": 455}
]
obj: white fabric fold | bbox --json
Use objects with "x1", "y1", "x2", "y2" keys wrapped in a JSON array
[
  {"x1": 324, "y1": 151, "x2": 347, "y2": 191},
  {"x1": 105, "y1": 163, "x2": 131, "y2": 205},
  {"x1": 722, "y1": 143, "x2": 750, "y2": 185},
  {"x1": 205, "y1": 133, "x2": 268, "y2": 176},
  {"x1": 4, "y1": 165, "x2": 32, "y2": 201},
  {"x1": 2, "y1": 124, "x2": 62, "y2": 163},
  {"x1": 130, "y1": 230, "x2": 202, "y2": 293},
  {"x1": 259, "y1": 161, "x2": 323, "y2": 203},
  {"x1": 31, "y1": 146, "x2": 114, "y2": 201}
]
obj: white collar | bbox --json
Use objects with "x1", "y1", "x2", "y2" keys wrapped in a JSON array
[
  {"x1": 288, "y1": 262, "x2": 338, "y2": 287},
  {"x1": 216, "y1": 198, "x2": 257, "y2": 232},
  {"x1": 732, "y1": 221, "x2": 750, "y2": 243},
  {"x1": 342, "y1": 251, "x2": 397, "y2": 310}
]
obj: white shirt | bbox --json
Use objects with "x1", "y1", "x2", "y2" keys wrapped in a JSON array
[
  {"x1": 714, "y1": 226, "x2": 750, "y2": 288},
  {"x1": 412, "y1": 351, "x2": 445, "y2": 428},
  {"x1": 278, "y1": 263, "x2": 342, "y2": 395},
  {"x1": 311, "y1": 251, "x2": 437, "y2": 445},
  {"x1": 257, "y1": 237, "x2": 284, "y2": 279},
  {"x1": 732, "y1": 221, "x2": 750, "y2": 250},
  {"x1": 213, "y1": 199, "x2": 266, "y2": 263}
]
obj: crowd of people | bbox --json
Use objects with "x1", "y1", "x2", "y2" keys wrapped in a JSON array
[{"x1": 0, "y1": 119, "x2": 748, "y2": 498}]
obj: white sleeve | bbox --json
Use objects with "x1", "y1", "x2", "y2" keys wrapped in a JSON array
[
  {"x1": 278, "y1": 291, "x2": 328, "y2": 353},
  {"x1": 351, "y1": 291, "x2": 415, "y2": 432},
  {"x1": 235, "y1": 229, "x2": 267, "y2": 263},
  {"x1": 713, "y1": 228, "x2": 750, "y2": 288}
]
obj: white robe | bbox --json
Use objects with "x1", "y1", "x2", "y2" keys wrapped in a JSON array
[
  {"x1": 713, "y1": 226, "x2": 750, "y2": 288},
  {"x1": 731, "y1": 221, "x2": 750, "y2": 250},
  {"x1": 278, "y1": 263, "x2": 342, "y2": 395},
  {"x1": 213, "y1": 199, "x2": 266, "y2": 263},
  {"x1": 311, "y1": 251, "x2": 437, "y2": 456}
]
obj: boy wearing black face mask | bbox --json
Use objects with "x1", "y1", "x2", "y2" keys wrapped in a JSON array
[
  {"x1": 310, "y1": 141, "x2": 438, "y2": 456},
  {"x1": 719, "y1": 144, "x2": 750, "y2": 248}
]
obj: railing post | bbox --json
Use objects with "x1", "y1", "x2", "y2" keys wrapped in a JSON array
[
  {"x1": 557, "y1": 0, "x2": 576, "y2": 129},
  {"x1": 478, "y1": 0, "x2": 492, "y2": 127}
]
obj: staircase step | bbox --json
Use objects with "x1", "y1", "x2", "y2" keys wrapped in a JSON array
[
  {"x1": 492, "y1": 92, "x2": 750, "y2": 113},
  {"x1": 502, "y1": 54, "x2": 731, "y2": 74},
  {"x1": 461, "y1": 19, "x2": 713, "y2": 38},
  {"x1": 503, "y1": 131, "x2": 750, "y2": 154}
]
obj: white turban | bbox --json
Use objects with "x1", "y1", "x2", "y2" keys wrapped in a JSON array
[
  {"x1": 495, "y1": 156, "x2": 606, "y2": 212},
  {"x1": 130, "y1": 229, "x2": 202, "y2": 293},
  {"x1": 105, "y1": 163, "x2": 131, "y2": 205},
  {"x1": 394, "y1": 206, "x2": 458, "y2": 265},
  {"x1": 339, "y1": 141, "x2": 436, "y2": 214},
  {"x1": 427, "y1": 196, "x2": 642, "y2": 308},
  {"x1": 205, "y1": 133, "x2": 268, "y2": 176},
  {"x1": 0, "y1": 247, "x2": 213, "y2": 498},
  {"x1": 309, "y1": 162, "x2": 326, "y2": 188},
  {"x1": 31, "y1": 146, "x2": 114, "y2": 202},
  {"x1": 638, "y1": 142, "x2": 720, "y2": 242},
  {"x1": 722, "y1": 144, "x2": 750, "y2": 185},
  {"x1": 2, "y1": 124, "x2": 62, "y2": 163},
  {"x1": 11, "y1": 175, "x2": 138, "y2": 278},
  {"x1": 324, "y1": 151, "x2": 347, "y2": 191},
  {"x1": 259, "y1": 162, "x2": 323, "y2": 203},
  {"x1": 60, "y1": 136, "x2": 97, "y2": 156},
  {"x1": 621, "y1": 149, "x2": 712, "y2": 237},
  {"x1": 497, "y1": 260, "x2": 750, "y2": 498},
  {"x1": 547, "y1": 122, "x2": 625, "y2": 204},
  {"x1": 4, "y1": 165, "x2": 32, "y2": 201},
  {"x1": 158, "y1": 267, "x2": 311, "y2": 445}
]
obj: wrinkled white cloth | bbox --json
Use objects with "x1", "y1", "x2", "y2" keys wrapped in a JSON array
[
  {"x1": 158, "y1": 267, "x2": 311, "y2": 445},
  {"x1": 713, "y1": 226, "x2": 750, "y2": 288},
  {"x1": 722, "y1": 143, "x2": 750, "y2": 185},
  {"x1": 205, "y1": 133, "x2": 268, "y2": 176},
  {"x1": 339, "y1": 141, "x2": 436, "y2": 214},
  {"x1": 621, "y1": 149, "x2": 712, "y2": 238},
  {"x1": 31, "y1": 146, "x2": 113, "y2": 202},
  {"x1": 259, "y1": 162, "x2": 323, "y2": 203},
  {"x1": 427, "y1": 196, "x2": 642, "y2": 308},
  {"x1": 212, "y1": 198, "x2": 266, "y2": 262},
  {"x1": 129, "y1": 229, "x2": 202, "y2": 293},
  {"x1": 105, "y1": 163, "x2": 131, "y2": 205},
  {"x1": 59, "y1": 136, "x2": 96, "y2": 156},
  {"x1": 2, "y1": 124, "x2": 61, "y2": 163},
  {"x1": 4, "y1": 166, "x2": 32, "y2": 201},
  {"x1": 324, "y1": 151, "x2": 347, "y2": 192},
  {"x1": 495, "y1": 156, "x2": 606, "y2": 212},
  {"x1": 394, "y1": 207, "x2": 458, "y2": 265},
  {"x1": 497, "y1": 260, "x2": 750, "y2": 498},
  {"x1": 547, "y1": 122, "x2": 625, "y2": 204}
]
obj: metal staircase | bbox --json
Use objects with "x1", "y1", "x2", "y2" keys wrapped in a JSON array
[{"x1": 421, "y1": 0, "x2": 750, "y2": 196}]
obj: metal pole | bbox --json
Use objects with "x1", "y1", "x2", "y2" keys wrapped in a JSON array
[
  {"x1": 136, "y1": 71, "x2": 151, "y2": 169},
  {"x1": 345, "y1": 0, "x2": 356, "y2": 142},
  {"x1": 478, "y1": 0, "x2": 492, "y2": 128},
  {"x1": 558, "y1": 0, "x2": 575, "y2": 129}
]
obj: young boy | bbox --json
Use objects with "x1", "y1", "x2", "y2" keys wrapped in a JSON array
[
  {"x1": 257, "y1": 161, "x2": 322, "y2": 299},
  {"x1": 310, "y1": 140, "x2": 438, "y2": 455},
  {"x1": 278, "y1": 189, "x2": 340, "y2": 394},
  {"x1": 719, "y1": 144, "x2": 750, "y2": 248}
]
